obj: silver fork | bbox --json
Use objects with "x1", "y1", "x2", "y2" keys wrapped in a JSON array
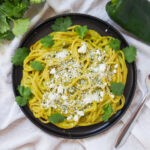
[{"x1": 115, "y1": 74, "x2": 150, "y2": 148}]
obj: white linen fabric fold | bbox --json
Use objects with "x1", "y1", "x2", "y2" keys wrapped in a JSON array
[{"x1": 0, "y1": 0, "x2": 150, "y2": 150}]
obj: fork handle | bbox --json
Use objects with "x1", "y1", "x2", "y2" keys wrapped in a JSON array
[{"x1": 115, "y1": 94, "x2": 148, "y2": 148}]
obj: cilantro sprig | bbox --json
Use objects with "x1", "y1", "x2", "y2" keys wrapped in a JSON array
[
  {"x1": 11, "y1": 47, "x2": 29, "y2": 66},
  {"x1": 12, "y1": 18, "x2": 30, "y2": 37},
  {"x1": 122, "y1": 46, "x2": 137, "y2": 63},
  {"x1": 31, "y1": 61, "x2": 44, "y2": 71},
  {"x1": 40, "y1": 35, "x2": 54, "y2": 48},
  {"x1": 51, "y1": 17, "x2": 72, "y2": 32},
  {"x1": 0, "y1": 31, "x2": 14, "y2": 40},
  {"x1": 109, "y1": 38, "x2": 121, "y2": 50},
  {"x1": 0, "y1": 0, "x2": 45, "y2": 41},
  {"x1": 102, "y1": 104, "x2": 113, "y2": 122},
  {"x1": 110, "y1": 82, "x2": 125, "y2": 96},
  {"x1": 48, "y1": 113, "x2": 65, "y2": 124},
  {"x1": 75, "y1": 25, "x2": 88, "y2": 39},
  {"x1": 16, "y1": 85, "x2": 32, "y2": 106}
]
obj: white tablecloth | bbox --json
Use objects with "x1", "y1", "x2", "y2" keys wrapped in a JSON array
[{"x1": 0, "y1": 0, "x2": 150, "y2": 150}]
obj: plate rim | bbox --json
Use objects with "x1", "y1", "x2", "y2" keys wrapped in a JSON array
[{"x1": 12, "y1": 13, "x2": 137, "y2": 139}]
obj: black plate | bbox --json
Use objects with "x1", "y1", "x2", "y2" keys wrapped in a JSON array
[{"x1": 12, "y1": 13, "x2": 137, "y2": 139}]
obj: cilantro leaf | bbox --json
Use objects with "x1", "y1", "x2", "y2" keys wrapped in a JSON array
[
  {"x1": 11, "y1": 47, "x2": 29, "y2": 66},
  {"x1": 30, "y1": 0, "x2": 46, "y2": 3},
  {"x1": 0, "y1": 0, "x2": 30, "y2": 19},
  {"x1": 122, "y1": 46, "x2": 137, "y2": 63},
  {"x1": 16, "y1": 85, "x2": 32, "y2": 106},
  {"x1": 0, "y1": 12, "x2": 10, "y2": 33},
  {"x1": 17, "y1": 85, "x2": 32, "y2": 99},
  {"x1": 0, "y1": 31, "x2": 14, "y2": 40},
  {"x1": 16, "y1": 96, "x2": 28, "y2": 106},
  {"x1": 109, "y1": 38, "x2": 121, "y2": 50},
  {"x1": 12, "y1": 18, "x2": 30, "y2": 37},
  {"x1": 40, "y1": 35, "x2": 54, "y2": 48},
  {"x1": 75, "y1": 25, "x2": 88, "y2": 39},
  {"x1": 110, "y1": 82, "x2": 125, "y2": 96},
  {"x1": 51, "y1": 17, "x2": 72, "y2": 32},
  {"x1": 48, "y1": 113, "x2": 64, "y2": 124},
  {"x1": 31, "y1": 61, "x2": 44, "y2": 71},
  {"x1": 102, "y1": 104, "x2": 113, "y2": 122}
]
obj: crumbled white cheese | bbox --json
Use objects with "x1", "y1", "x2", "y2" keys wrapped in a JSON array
[
  {"x1": 83, "y1": 94, "x2": 92, "y2": 104},
  {"x1": 78, "y1": 42, "x2": 87, "y2": 54},
  {"x1": 50, "y1": 68, "x2": 56, "y2": 74},
  {"x1": 74, "y1": 115, "x2": 79, "y2": 122},
  {"x1": 77, "y1": 111, "x2": 84, "y2": 116},
  {"x1": 111, "y1": 94, "x2": 115, "y2": 99},
  {"x1": 56, "y1": 51, "x2": 68, "y2": 59},
  {"x1": 92, "y1": 93, "x2": 99, "y2": 101},
  {"x1": 98, "y1": 56, "x2": 102, "y2": 61},
  {"x1": 114, "y1": 64, "x2": 118, "y2": 68},
  {"x1": 49, "y1": 83, "x2": 55, "y2": 88},
  {"x1": 96, "y1": 49, "x2": 101, "y2": 55},
  {"x1": 57, "y1": 85, "x2": 64, "y2": 94},
  {"x1": 62, "y1": 95, "x2": 68, "y2": 100},
  {"x1": 64, "y1": 109, "x2": 68, "y2": 114},
  {"x1": 67, "y1": 115, "x2": 72, "y2": 120},
  {"x1": 54, "y1": 74, "x2": 59, "y2": 79},
  {"x1": 100, "y1": 91, "x2": 104, "y2": 97},
  {"x1": 113, "y1": 69, "x2": 117, "y2": 73},
  {"x1": 48, "y1": 93, "x2": 59, "y2": 101},
  {"x1": 99, "y1": 64, "x2": 106, "y2": 72},
  {"x1": 83, "y1": 93, "x2": 100, "y2": 104}
]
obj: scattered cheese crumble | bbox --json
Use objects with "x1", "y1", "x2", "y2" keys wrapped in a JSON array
[
  {"x1": 78, "y1": 42, "x2": 87, "y2": 54},
  {"x1": 42, "y1": 47, "x2": 116, "y2": 121}
]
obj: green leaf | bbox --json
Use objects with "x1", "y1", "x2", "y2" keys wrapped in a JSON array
[
  {"x1": 110, "y1": 82, "x2": 125, "y2": 96},
  {"x1": 0, "y1": 31, "x2": 14, "y2": 40},
  {"x1": 109, "y1": 38, "x2": 121, "y2": 50},
  {"x1": 17, "y1": 85, "x2": 32, "y2": 99},
  {"x1": 11, "y1": 47, "x2": 29, "y2": 66},
  {"x1": 122, "y1": 46, "x2": 137, "y2": 63},
  {"x1": 0, "y1": 0, "x2": 30, "y2": 19},
  {"x1": 30, "y1": 0, "x2": 45, "y2": 3},
  {"x1": 16, "y1": 85, "x2": 32, "y2": 106},
  {"x1": 0, "y1": 12, "x2": 10, "y2": 33},
  {"x1": 48, "y1": 113, "x2": 64, "y2": 124},
  {"x1": 31, "y1": 61, "x2": 44, "y2": 71},
  {"x1": 102, "y1": 104, "x2": 113, "y2": 122},
  {"x1": 51, "y1": 17, "x2": 72, "y2": 32},
  {"x1": 16, "y1": 96, "x2": 28, "y2": 106},
  {"x1": 75, "y1": 25, "x2": 88, "y2": 39},
  {"x1": 12, "y1": 18, "x2": 30, "y2": 37},
  {"x1": 40, "y1": 35, "x2": 54, "y2": 48}
]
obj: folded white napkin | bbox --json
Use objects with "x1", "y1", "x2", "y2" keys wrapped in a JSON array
[{"x1": 0, "y1": 0, "x2": 150, "y2": 150}]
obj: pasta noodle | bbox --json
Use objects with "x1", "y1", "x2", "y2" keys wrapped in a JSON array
[{"x1": 21, "y1": 25, "x2": 128, "y2": 129}]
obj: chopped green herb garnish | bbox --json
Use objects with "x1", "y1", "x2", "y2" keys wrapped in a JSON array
[
  {"x1": 51, "y1": 17, "x2": 72, "y2": 32},
  {"x1": 102, "y1": 104, "x2": 113, "y2": 122},
  {"x1": 31, "y1": 61, "x2": 44, "y2": 71},
  {"x1": 0, "y1": 12, "x2": 10, "y2": 34},
  {"x1": 18, "y1": 85, "x2": 32, "y2": 99},
  {"x1": 30, "y1": 0, "x2": 45, "y2": 3},
  {"x1": 11, "y1": 47, "x2": 29, "y2": 66},
  {"x1": 0, "y1": 31, "x2": 14, "y2": 40},
  {"x1": 48, "y1": 113, "x2": 64, "y2": 124},
  {"x1": 110, "y1": 82, "x2": 125, "y2": 96},
  {"x1": 12, "y1": 18, "x2": 30, "y2": 37},
  {"x1": 16, "y1": 96, "x2": 28, "y2": 106},
  {"x1": 40, "y1": 35, "x2": 54, "y2": 48},
  {"x1": 75, "y1": 25, "x2": 88, "y2": 39},
  {"x1": 109, "y1": 38, "x2": 121, "y2": 50},
  {"x1": 122, "y1": 46, "x2": 137, "y2": 63},
  {"x1": 16, "y1": 85, "x2": 32, "y2": 106},
  {"x1": 0, "y1": 0, "x2": 30, "y2": 19}
]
